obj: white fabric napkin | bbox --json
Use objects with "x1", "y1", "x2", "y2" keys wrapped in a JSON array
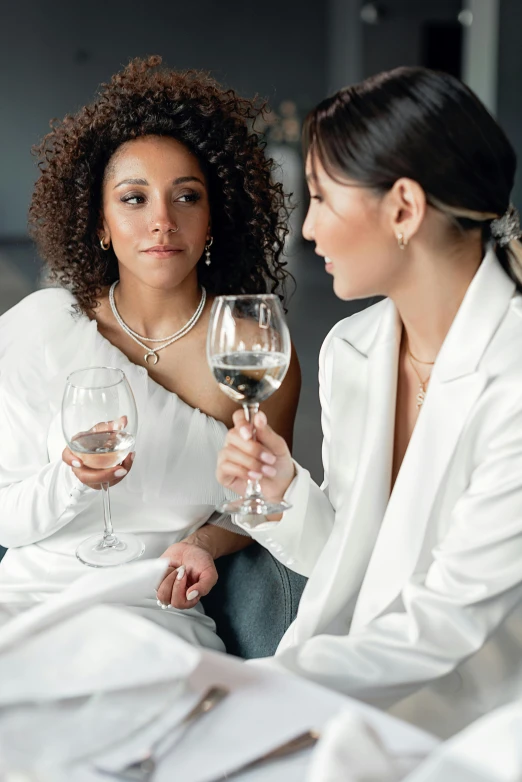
[
  {"x1": 0, "y1": 557, "x2": 168, "y2": 654},
  {"x1": 404, "y1": 699, "x2": 522, "y2": 782},
  {"x1": 307, "y1": 709, "x2": 429, "y2": 782},
  {"x1": 0, "y1": 559, "x2": 202, "y2": 777},
  {"x1": 0, "y1": 604, "x2": 200, "y2": 705},
  {"x1": 0, "y1": 604, "x2": 202, "y2": 777}
]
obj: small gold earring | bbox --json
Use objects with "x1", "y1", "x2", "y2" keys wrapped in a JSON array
[
  {"x1": 100, "y1": 237, "x2": 111, "y2": 251},
  {"x1": 397, "y1": 233, "x2": 408, "y2": 250}
]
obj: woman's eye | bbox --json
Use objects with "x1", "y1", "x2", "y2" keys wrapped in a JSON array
[
  {"x1": 176, "y1": 192, "x2": 201, "y2": 204},
  {"x1": 121, "y1": 194, "x2": 145, "y2": 205}
]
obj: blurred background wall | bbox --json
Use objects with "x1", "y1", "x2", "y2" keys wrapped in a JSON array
[{"x1": 1, "y1": 0, "x2": 521, "y2": 481}]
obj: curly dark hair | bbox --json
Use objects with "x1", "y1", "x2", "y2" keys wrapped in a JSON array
[{"x1": 29, "y1": 55, "x2": 292, "y2": 314}]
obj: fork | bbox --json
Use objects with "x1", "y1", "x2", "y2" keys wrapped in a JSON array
[{"x1": 96, "y1": 685, "x2": 229, "y2": 781}]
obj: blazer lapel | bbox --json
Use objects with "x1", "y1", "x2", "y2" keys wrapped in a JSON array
[
  {"x1": 350, "y1": 250, "x2": 516, "y2": 631},
  {"x1": 349, "y1": 370, "x2": 488, "y2": 631},
  {"x1": 291, "y1": 300, "x2": 401, "y2": 641}
]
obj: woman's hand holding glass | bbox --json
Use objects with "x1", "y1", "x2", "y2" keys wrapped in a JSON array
[
  {"x1": 61, "y1": 367, "x2": 144, "y2": 567},
  {"x1": 208, "y1": 294, "x2": 293, "y2": 518},
  {"x1": 216, "y1": 408, "x2": 297, "y2": 514},
  {"x1": 62, "y1": 417, "x2": 135, "y2": 490}
]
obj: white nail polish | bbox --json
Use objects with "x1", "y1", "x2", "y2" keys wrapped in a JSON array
[
  {"x1": 176, "y1": 565, "x2": 186, "y2": 581},
  {"x1": 114, "y1": 468, "x2": 127, "y2": 478},
  {"x1": 187, "y1": 590, "x2": 199, "y2": 601},
  {"x1": 72, "y1": 460, "x2": 82, "y2": 468}
]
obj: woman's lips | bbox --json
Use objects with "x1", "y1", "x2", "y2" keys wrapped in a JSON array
[
  {"x1": 143, "y1": 246, "x2": 183, "y2": 258},
  {"x1": 324, "y1": 256, "x2": 333, "y2": 273}
]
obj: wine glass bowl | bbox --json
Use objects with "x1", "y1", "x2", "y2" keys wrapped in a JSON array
[
  {"x1": 69, "y1": 423, "x2": 134, "y2": 470},
  {"x1": 207, "y1": 295, "x2": 292, "y2": 517},
  {"x1": 212, "y1": 351, "x2": 289, "y2": 405},
  {"x1": 62, "y1": 367, "x2": 144, "y2": 567}
]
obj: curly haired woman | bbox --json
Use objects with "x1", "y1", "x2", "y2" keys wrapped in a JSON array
[{"x1": 0, "y1": 56, "x2": 301, "y2": 649}]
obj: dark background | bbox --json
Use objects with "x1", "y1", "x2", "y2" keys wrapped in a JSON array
[{"x1": 1, "y1": 0, "x2": 520, "y2": 481}]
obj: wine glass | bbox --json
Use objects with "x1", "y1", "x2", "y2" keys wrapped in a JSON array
[
  {"x1": 207, "y1": 294, "x2": 292, "y2": 516},
  {"x1": 62, "y1": 366, "x2": 145, "y2": 567}
]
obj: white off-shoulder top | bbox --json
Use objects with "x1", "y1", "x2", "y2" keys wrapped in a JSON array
[{"x1": 0, "y1": 287, "x2": 240, "y2": 608}]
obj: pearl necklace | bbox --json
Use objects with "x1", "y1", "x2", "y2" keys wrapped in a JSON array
[{"x1": 109, "y1": 281, "x2": 207, "y2": 366}]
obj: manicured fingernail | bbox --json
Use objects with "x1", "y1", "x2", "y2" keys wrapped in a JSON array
[
  {"x1": 130, "y1": 452, "x2": 136, "y2": 462},
  {"x1": 72, "y1": 460, "x2": 82, "y2": 468},
  {"x1": 240, "y1": 426, "x2": 252, "y2": 441},
  {"x1": 260, "y1": 451, "x2": 276, "y2": 465},
  {"x1": 187, "y1": 590, "x2": 199, "y2": 601},
  {"x1": 176, "y1": 565, "x2": 186, "y2": 581},
  {"x1": 248, "y1": 471, "x2": 263, "y2": 480},
  {"x1": 114, "y1": 468, "x2": 127, "y2": 478},
  {"x1": 261, "y1": 465, "x2": 277, "y2": 477},
  {"x1": 255, "y1": 412, "x2": 267, "y2": 426}
]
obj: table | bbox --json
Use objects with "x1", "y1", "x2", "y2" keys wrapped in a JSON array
[{"x1": 70, "y1": 648, "x2": 438, "y2": 782}]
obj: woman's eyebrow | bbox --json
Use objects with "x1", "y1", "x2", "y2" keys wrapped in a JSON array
[
  {"x1": 174, "y1": 176, "x2": 205, "y2": 186},
  {"x1": 113, "y1": 177, "x2": 148, "y2": 189},
  {"x1": 113, "y1": 176, "x2": 205, "y2": 189}
]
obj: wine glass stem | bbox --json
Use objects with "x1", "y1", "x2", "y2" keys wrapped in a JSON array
[
  {"x1": 244, "y1": 403, "x2": 263, "y2": 499},
  {"x1": 100, "y1": 482, "x2": 118, "y2": 547}
]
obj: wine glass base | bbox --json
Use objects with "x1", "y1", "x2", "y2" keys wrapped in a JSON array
[
  {"x1": 76, "y1": 533, "x2": 145, "y2": 567},
  {"x1": 218, "y1": 497, "x2": 292, "y2": 517}
]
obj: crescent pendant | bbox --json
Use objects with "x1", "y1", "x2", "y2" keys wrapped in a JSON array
[{"x1": 144, "y1": 351, "x2": 159, "y2": 366}]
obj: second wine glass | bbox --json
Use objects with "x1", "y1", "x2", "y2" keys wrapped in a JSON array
[
  {"x1": 62, "y1": 366, "x2": 144, "y2": 567},
  {"x1": 207, "y1": 294, "x2": 292, "y2": 516}
]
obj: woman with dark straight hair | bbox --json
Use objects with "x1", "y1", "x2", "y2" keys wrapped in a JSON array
[{"x1": 218, "y1": 66, "x2": 522, "y2": 738}]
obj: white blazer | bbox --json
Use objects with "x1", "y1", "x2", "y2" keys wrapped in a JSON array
[{"x1": 240, "y1": 249, "x2": 522, "y2": 738}]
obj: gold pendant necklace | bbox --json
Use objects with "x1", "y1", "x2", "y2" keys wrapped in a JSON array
[{"x1": 407, "y1": 350, "x2": 434, "y2": 410}]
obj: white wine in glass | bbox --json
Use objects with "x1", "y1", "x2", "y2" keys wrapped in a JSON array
[
  {"x1": 207, "y1": 294, "x2": 292, "y2": 516},
  {"x1": 62, "y1": 366, "x2": 145, "y2": 567}
]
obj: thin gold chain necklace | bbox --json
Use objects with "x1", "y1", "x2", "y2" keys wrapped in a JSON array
[{"x1": 407, "y1": 350, "x2": 434, "y2": 410}]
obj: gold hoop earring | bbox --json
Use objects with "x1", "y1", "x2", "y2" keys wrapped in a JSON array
[
  {"x1": 397, "y1": 233, "x2": 408, "y2": 250},
  {"x1": 204, "y1": 237, "x2": 213, "y2": 266},
  {"x1": 100, "y1": 237, "x2": 111, "y2": 251}
]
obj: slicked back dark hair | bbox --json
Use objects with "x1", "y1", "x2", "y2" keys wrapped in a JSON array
[{"x1": 304, "y1": 66, "x2": 522, "y2": 290}]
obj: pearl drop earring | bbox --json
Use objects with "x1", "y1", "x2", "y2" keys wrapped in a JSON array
[{"x1": 204, "y1": 237, "x2": 213, "y2": 266}]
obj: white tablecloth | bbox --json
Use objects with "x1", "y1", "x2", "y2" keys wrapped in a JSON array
[
  {"x1": 0, "y1": 561, "x2": 439, "y2": 781},
  {"x1": 78, "y1": 646, "x2": 436, "y2": 782}
]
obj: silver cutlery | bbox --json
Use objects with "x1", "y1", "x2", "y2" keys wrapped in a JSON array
[
  {"x1": 96, "y1": 685, "x2": 229, "y2": 781},
  {"x1": 206, "y1": 728, "x2": 320, "y2": 781}
]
